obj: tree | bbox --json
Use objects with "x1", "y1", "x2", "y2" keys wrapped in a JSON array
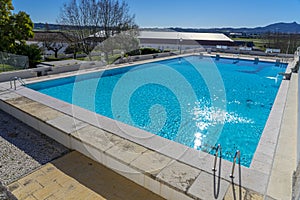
[
  {"x1": 40, "y1": 25, "x2": 67, "y2": 58},
  {"x1": 58, "y1": 0, "x2": 137, "y2": 57},
  {"x1": 262, "y1": 32, "x2": 300, "y2": 54},
  {"x1": 0, "y1": 0, "x2": 34, "y2": 52},
  {"x1": 0, "y1": 0, "x2": 39, "y2": 67},
  {"x1": 0, "y1": 0, "x2": 14, "y2": 51},
  {"x1": 44, "y1": 41, "x2": 65, "y2": 58},
  {"x1": 99, "y1": 29, "x2": 139, "y2": 55},
  {"x1": 98, "y1": 0, "x2": 136, "y2": 38}
]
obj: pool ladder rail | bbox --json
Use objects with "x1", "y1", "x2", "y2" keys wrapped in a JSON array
[
  {"x1": 212, "y1": 144, "x2": 221, "y2": 172},
  {"x1": 211, "y1": 144, "x2": 242, "y2": 199},
  {"x1": 212, "y1": 144, "x2": 222, "y2": 199},
  {"x1": 10, "y1": 76, "x2": 26, "y2": 90},
  {"x1": 230, "y1": 150, "x2": 241, "y2": 178}
]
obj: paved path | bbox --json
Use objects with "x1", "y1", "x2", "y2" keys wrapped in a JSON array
[{"x1": 8, "y1": 151, "x2": 164, "y2": 200}]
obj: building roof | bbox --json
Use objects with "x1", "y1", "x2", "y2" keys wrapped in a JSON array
[
  {"x1": 29, "y1": 31, "x2": 75, "y2": 43},
  {"x1": 138, "y1": 31, "x2": 233, "y2": 42}
]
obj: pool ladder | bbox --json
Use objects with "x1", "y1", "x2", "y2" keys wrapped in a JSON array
[
  {"x1": 10, "y1": 76, "x2": 26, "y2": 90},
  {"x1": 212, "y1": 144, "x2": 242, "y2": 199},
  {"x1": 230, "y1": 150, "x2": 241, "y2": 178},
  {"x1": 212, "y1": 144, "x2": 222, "y2": 199},
  {"x1": 233, "y1": 55, "x2": 240, "y2": 64},
  {"x1": 212, "y1": 144, "x2": 221, "y2": 172}
]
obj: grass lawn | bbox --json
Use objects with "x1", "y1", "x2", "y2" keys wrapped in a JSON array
[
  {"x1": 76, "y1": 54, "x2": 121, "y2": 64},
  {"x1": 0, "y1": 64, "x2": 17, "y2": 72},
  {"x1": 232, "y1": 37, "x2": 268, "y2": 50},
  {"x1": 232, "y1": 36, "x2": 300, "y2": 54}
]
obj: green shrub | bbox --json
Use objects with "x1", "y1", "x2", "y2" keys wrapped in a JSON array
[
  {"x1": 44, "y1": 57, "x2": 61, "y2": 61},
  {"x1": 140, "y1": 48, "x2": 162, "y2": 55},
  {"x1": 15, "y1": 44, "x2": 42, "y2": 68},
  {"x1": 125, "y1": 48, "x2": 162, "y2": 56}
]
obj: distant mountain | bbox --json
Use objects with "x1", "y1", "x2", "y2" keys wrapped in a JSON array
[
  {"x1": 259, "y1": 22, "x2": 300, "y2": 33},
  {"x1": 34, "y1": 23, "x2": 62, "y2": 30},
  {"x1": 35, "y1": 22, "x2": 300, "y2": 34},
  {"x1": 170, "y1": 22, "x2": 300, "y2": 34}
]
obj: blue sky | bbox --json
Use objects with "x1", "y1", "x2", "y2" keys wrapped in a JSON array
[{"x1": 13, "y1": 0, "x2": 300, "y2": 28}]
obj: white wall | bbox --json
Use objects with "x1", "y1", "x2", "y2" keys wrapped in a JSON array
[
  {"x1": 298, "y1": 55, "x2": 300, "y2": 164},
  {"x1": 0, "y1": 70, "x2": 37, "y2": 82},
  {"x1": 27, "y1": 41, "x2": 69, "y2": 56},
  {"x1": 296, "y1": 47, "x2": 300, "y2": 164},
  {"x1": 140, "y1": 43, "x2": 204, "y2": 51},
  {"x1": 0, "y1": 62, "x2": 107, "y2": 83}
]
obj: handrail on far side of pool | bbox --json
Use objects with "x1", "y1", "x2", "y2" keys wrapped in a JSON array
[{"x1": 10, "y1": 76, "x2": 26, "y2": 90}]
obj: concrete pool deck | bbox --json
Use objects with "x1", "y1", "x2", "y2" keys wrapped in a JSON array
[
  {"x1": 0, "y1": 54, "x2": 298, "y2": 199},
  {"x1": 266, "y1": 73, "x2": 298, "y2": 200}
]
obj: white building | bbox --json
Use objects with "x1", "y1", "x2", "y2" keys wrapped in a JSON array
[{"x1": 138, "y1": 31, "x2": 234, "y2": 50}]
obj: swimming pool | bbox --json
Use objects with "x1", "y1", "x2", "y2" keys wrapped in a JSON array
[{"x1": 27, "y1": 56, "x2": 287, "y2": 166}]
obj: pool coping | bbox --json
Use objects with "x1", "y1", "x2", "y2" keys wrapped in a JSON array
[{"x1": 0, "y1": 53, "x2": 294, "y2": 199}]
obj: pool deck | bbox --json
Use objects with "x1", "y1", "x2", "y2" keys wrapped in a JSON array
[
  {"x1": 7, "y1": 151, "x2": 164, "y2": 200},
  {"x1": 0, "y1": 53, "x2": 298, "y2": 199},
  {"x1": 266, "y1": 73, "x2": 298, "y2": 200}
]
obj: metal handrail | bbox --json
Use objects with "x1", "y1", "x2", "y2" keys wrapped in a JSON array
[
  {"x1": 17, "y1": 77, "x2": 25, "y2": 86},
  {"x1": 10, "y1": 77, "x2": 26, "y2": 90},
  {"x1": 230, "y1": 150, "x2": 240, "y2": 178},
  {"x1": 212, "y1": 144, "x2": 221, "y2": 171},
  {"x1": 212, "y1": 144, "x2": 222, "y2": 199},
  {"x1": 231, "y1": 54, "x2": 240, "y2": 64}
]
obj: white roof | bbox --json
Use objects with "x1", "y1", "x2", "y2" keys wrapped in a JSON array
[{"x1": 138, "y1": 31, "x2": 233, "y2": 42}]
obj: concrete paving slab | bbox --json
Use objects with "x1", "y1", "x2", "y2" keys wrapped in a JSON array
[
  {"x1": 157, "y1": 161, "x2": 201, "y2": 192},
  {"x1": 46, "y1": 115, "x2": 88, "y2": 134},
  {"x1": 224, "y1": 184, "x2": 264, "y2": 200},
  {"x1": 71, "y1": 125, "x2": 123, "y2": 152},
  {"x1": 188, "y1": 171, "x2": 229, "y2": 200},
  {"x1": 130, "y1": 150, "x2": 172, "y2": 176},
  {"x1": 105, "y1": 139, "x2": 148, "y2": 164}
]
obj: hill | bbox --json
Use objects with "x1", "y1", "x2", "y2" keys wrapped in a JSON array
[
  {"x1": 35, "y1": 22, "x2": 300, "y2": 34},
  {"x1": 34, "y1": 23, "x2": 63, "y2": 30},
  {"x1": 170, "y1": 22, "x2": 300, "y2": 34}
]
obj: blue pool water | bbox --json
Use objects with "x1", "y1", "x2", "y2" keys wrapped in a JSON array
[{"x1": 28, "y1": 56, "x2": 287, "y2": 166}]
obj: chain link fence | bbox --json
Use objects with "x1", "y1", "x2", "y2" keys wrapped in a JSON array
[{"x1": 0, "y1": 52, "x2": 29, "y2": 73}]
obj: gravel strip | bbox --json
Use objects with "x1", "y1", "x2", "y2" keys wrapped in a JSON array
[
  {"x1": 0, "y1": 182, "x2": 16, "y2": 200},
  {"x1": 0, "y1": 109, "x2": 69, "y2": 185}
]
